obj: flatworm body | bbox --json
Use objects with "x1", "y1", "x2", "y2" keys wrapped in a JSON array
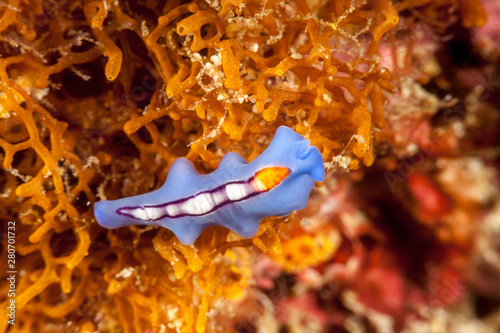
[{"x1": 94, "y1": 126, "x2": 325, "y2": 244}]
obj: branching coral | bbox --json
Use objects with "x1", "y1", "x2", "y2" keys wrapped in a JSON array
[{"x1": 0, "y1": 0, "x2": 493, "y2": 332}]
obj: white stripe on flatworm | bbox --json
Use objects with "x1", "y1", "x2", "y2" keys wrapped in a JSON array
[
  {"x1": 212, "y1": 191, "x2": 228, "y2": 206},
  {"x1": 167, "y1": 205, "x2": 180, "y2": 216},
  {"x1": 180, "y1": 194, "x2": 213, "y2": 215},
  {"x1": 145, "y1": 206, "x2": 163, "y2": 220},
  {"x1": 121, "y1": 182, "x2": 259, "y2": 221},
  {"x1": 128, "y1": 207, "x2": 149, "y2": 220},
  {"x1": 225, "y1": 183, "x2": 253, "y2": 201},
  {"x1": 194, "y1": 193, "x2": 215, "y2": 213}
]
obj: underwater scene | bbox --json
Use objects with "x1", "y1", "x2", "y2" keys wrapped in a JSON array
[{"x1": 0, "y1": 0, "x2": 499, "y2": 332}]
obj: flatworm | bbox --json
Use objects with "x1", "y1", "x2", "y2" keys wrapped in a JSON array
[{"x1": 94, "y1": 126, "x2": 325, "y2": 244}]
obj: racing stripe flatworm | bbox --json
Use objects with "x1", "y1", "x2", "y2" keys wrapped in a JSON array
[{"x1": 94, "y1": 126, "x2": 325, "y2": 244}]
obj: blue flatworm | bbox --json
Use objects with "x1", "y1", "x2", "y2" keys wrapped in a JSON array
[{"x1": 94, "y1": 126, "x2": 325, "y2": 244}]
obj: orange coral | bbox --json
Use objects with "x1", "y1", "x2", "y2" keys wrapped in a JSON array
[{"x1": 0, "y1": 0, "x2": 487, "y2": 332}]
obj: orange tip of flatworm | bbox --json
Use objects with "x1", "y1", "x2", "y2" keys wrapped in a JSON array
[{"x1": 252, "y1": 167, "x2": 290, "y2": 192}]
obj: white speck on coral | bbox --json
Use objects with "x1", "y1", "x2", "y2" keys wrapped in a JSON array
[
  {"x1": 141, "y1": 21, "x2": 149, "y2": 37},
  {"x1": 116, "y1": 267, "x2": 134, "y2": 279}
]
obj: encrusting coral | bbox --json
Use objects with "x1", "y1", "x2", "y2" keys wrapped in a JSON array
[{"x1": 0, "y1": 0, "x2": 495, "y2": 332}]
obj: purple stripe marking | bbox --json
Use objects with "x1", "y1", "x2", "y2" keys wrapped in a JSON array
[{"x1": 116, "y1": 176, "x2": 260, "y2": 221}]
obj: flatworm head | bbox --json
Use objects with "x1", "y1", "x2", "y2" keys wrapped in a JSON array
[{"x1": 95, "y1": 126, "x2": 325, "y2": 244}]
